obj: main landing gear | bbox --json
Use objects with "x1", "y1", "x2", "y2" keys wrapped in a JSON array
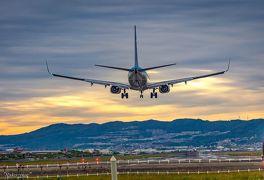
[
  {"x1": 150, "y1": 89, "x2": 158, "y2": 98},
  {"x1": 121, "y1": 90, "x2": 128, "y2": 99}
]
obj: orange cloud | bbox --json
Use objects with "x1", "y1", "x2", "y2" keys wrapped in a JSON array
[{"x1": 0, "y1": 77, "x2": 263, "y2": 135}]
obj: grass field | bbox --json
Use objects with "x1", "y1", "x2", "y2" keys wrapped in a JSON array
[
  {"x1": 213, "y1": 151, "x2": 262, "y2": 157},
  {"x1": 0, "y1": 151, "x2": 261, "y2": 166},
  {"x1": 42, "y1": 171, "x2": 264, "y2": 180}
]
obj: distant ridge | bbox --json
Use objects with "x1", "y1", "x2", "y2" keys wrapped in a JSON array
[{"x1": 0, "y1": 118, "x2": 263, "y2": 150}]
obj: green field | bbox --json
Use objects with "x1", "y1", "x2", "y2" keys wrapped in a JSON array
[
  {"x1": 40, "y1": 172, "x2": 264, "y2": 180},
  {"x1": 213, "y1": 151, "x2": 262, "y2": 157},
  {"x1": 0, "y1": 151, "x2": 262, "y2": 166}
]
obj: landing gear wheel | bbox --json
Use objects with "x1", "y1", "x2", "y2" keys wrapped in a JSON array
[
  {"x1": 121, "y1": 93, "x2": 128, "y2": 99},
  {"x1": 150, "y1": 91, "x2": 158, "y2": 98},
  {"x1": 140, "y1": 90, "x2": 144, "y2": 98}
]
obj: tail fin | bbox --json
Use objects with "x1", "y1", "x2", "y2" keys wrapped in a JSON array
[
  {"x1": 95, "y1": 26, "x2": 139, "y2": 72},
  {"x1": 134, "y1": 25, "x2": 139, "y2": 68}
]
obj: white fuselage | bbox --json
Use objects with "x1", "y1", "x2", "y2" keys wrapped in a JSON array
[{"x1": 128, "y1": 70, "x2": 148, "y2": 90}]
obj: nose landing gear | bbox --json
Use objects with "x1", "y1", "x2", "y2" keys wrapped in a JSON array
[{"x1": 140, "y1": 90, "x2": 144, "y2": 98}]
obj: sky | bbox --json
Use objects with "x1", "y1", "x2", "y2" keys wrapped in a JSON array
[{"x1": 0, "y1": 0, "x2": 264, "y2": 135}]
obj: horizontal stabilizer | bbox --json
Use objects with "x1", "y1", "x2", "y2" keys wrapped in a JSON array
[
  {"x1": 95, "y1": 64, "x2": 132, "y2": 71},
  {"x1": 139, "y1": 63, "x2": 176, "y2": 71}
]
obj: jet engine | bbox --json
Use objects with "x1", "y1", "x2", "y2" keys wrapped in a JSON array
[
  {"x1": 159, "y1": 85, "x2": 170, "y2": 93},
  {"x1": 110, "y1": 86, "x2": 121, "y2": 94}
]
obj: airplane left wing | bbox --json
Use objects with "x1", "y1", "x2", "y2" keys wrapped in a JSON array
[
  {"x1": 46, "y1": 61, "x2": 130, "y2": 89},
  {"x1": 147, "y1": 60, "x2": 230, "y2": 89}
]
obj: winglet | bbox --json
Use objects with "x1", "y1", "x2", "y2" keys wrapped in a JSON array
[
  {"x1": 225, "y1": 58, "x2": 231, "y2": 72},
  {"x1": 45, "y1": 60, "x2": 52, "y2": 75}
]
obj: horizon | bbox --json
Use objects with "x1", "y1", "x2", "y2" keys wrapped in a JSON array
[
  {"x1": 0, "y1": 1, "x2": 263, "y2": 135},
  {"x1": 2, "y1": 117, "x2": 263, "y2": 136}
]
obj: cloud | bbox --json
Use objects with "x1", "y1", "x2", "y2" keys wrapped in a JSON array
[{"x1": 0, "y1": 0, "x2": 263, "y2": 134}]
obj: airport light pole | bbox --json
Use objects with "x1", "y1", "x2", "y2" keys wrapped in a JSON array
[
  {"x1": 262, "y1": 141, "x2": 264, "y2": 160},
  {"x1": 110, "y1": 156, "x2": 118, "y2": 180}
]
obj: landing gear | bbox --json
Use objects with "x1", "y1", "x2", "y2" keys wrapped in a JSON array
[
  {"x1": 140, "y1": 90, "x2": 143, "y2": 98},
  {"x1": 121, "y1": 90, "x2": 128, "y2": 99},
  {"x1": 150, "y1": 89, "x2": 158, "y2": 98},
  {"x1": 150, "y1": 92, "x2": 158, "y2": 98},
  {"x1": 121, "y1": 93, "x2": 128, "y2": 99}
]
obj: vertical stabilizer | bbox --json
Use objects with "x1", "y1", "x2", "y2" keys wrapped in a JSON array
[{"x1": 134, "y1": 25, "x2": 139, "y2": 68}]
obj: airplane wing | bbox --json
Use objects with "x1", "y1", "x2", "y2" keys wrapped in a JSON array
[
  {"x1": 46, "y1": 61, "x2": 130, "y2": 89},
  {"x1": 147, "y1": 60, "x2": 230, "y2": 89}
]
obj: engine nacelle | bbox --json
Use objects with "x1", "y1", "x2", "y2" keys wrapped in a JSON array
[
  {"x1": 110, "y1": 86, "x2": 121, "y2": 94},
  {"x1": 159, "y1": 85, "x2": 170, "y2": 93}
]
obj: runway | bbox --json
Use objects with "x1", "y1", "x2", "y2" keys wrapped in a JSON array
[{"x1": 0, "y1": 158, "x2": 263, "y2": 178}]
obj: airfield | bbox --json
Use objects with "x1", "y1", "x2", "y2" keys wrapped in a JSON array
[
  {"x1": 0, "y1": 155, "x2": 263, "y2": 179},
  {"x1": 1, "y1": 139, "x2": 263, "y2": 179}
]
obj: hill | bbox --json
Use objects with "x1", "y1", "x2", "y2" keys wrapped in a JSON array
[{"x1": 0, "y1": 119, "x2": 263, "y2": 151}]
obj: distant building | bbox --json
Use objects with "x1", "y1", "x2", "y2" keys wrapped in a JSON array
[
  {"x1": 23, "y1": 150, "x2": 61, "y2": 155},
  {"x1": 100, "y1": 149, "x2": 113, "y2": 155}
]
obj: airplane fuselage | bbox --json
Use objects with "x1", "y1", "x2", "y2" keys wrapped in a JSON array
[{"x1": 128, "y1": 67, "x2": 148, "y2": 90}]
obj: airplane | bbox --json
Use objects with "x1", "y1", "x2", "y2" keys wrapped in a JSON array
[{"x1": 46, "y1": 26, "x2": 230, "y2": 99}]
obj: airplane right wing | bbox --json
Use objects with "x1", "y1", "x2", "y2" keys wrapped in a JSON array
[
  {"x1": 46, "y1": 61, "x2": 130, "y2": 89},
  {"x1": 147, "y1": 60, "x2": 230, "y2": 89}
]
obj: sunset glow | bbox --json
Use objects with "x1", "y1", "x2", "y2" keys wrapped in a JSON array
[{"x1": 0, "y1": 1, "x2": 263, "y2": 135}]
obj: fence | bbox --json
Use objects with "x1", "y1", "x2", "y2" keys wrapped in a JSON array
[
  {"x1": 0, "y1": 157, "x2": 262, "y2": 169},
  {"x1": 0, "y1": 156, "x2": 263, "y2": 179}
]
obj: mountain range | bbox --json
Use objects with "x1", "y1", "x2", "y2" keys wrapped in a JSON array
[{"x1": 0, "y1": 119, "x2": 263, "y2": 151}]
